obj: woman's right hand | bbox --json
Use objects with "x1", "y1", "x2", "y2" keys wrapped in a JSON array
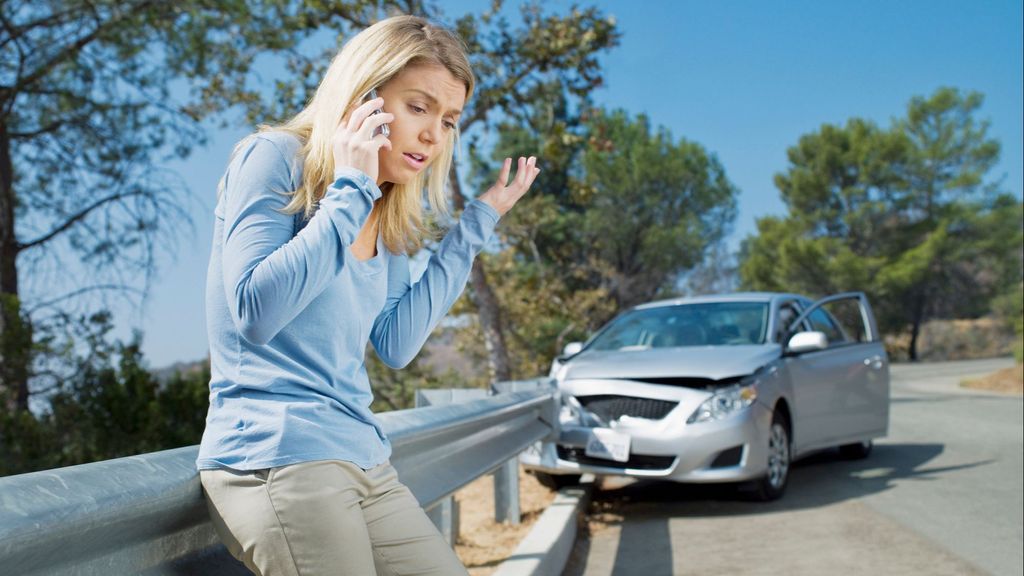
[{"x1": 333, "y1": 97, "x2": 393, "y2": 182}]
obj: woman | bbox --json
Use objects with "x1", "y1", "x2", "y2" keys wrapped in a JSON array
[{"x1": 196, "y1": 15, "x2": 539, "y2": 576}]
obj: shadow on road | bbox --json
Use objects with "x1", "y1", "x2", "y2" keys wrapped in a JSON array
[{"x1": 563, "y1": 442, "x2": 993, "y2": 575}]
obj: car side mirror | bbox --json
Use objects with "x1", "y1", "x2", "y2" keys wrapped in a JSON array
[
  {"x1": 787, "y1": 331, "x2": 828, "y2": 354},
  {"x1": 562, "y1": 342, "x2": 583, "y2": 357}
]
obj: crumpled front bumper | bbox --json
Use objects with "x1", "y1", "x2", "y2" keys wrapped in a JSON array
[{"x1": 521, "y1": 380, "x2": 775, "y2": 484}]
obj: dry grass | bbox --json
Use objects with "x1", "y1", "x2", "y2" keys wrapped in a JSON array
[
  {"x1": 961, "y1": 364, "x2": 1024, "y2": 395},
  {"x1": 452, "y1": 465, "x2": 558, "y2": 575}
]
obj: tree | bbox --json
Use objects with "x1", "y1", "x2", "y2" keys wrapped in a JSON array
[
  {"x1": 1, "y1": 0, "x2": 435, "y2": 412},
  {"x1": 891, "y1": 88, "x2": 1018, "y2": 357},
  {"x1": 453, "y1": 81, "x2": 613, "y2": 373},
  {"x1": 1, "y1": 0, "x2": 619, "y2": 412},
  {"x1": 458, "y1": 106, "x2": 739, "y2": 378},
  {"x1": 579, "y1": 109, "x2": 738, "y2": 310},
  {"x1": 0, "y1": 310, "x2": 211, "y2": 476},
  {"x1": 739, "y1": 118, "x2": 904, "y2": 298},
  {"x1": 739, "y1": 88, "x2": 1023, "y2": 359},
  {"x1": 446, "y1": 2, "x2": 620, "y2": 382}
]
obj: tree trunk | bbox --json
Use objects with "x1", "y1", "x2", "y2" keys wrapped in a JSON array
[
  {"x1": 448, "y1": 165, "x2": 512, "y2": 383},
  {"x1": 908, "y1": 290, "x2": 927, "y2": 362},
  {"x1": 0, "y1": 120, "x2": 30, "y2": 412}
]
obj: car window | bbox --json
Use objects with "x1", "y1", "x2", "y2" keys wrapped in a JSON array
[
  {"x1": 775, "y1": 303, "x2": 801, "y2": 343},
  {"x1": 807, "y1": 308, "x2": 847, "y2": 345},
  {"x1": 588, "y1": 301, "x2": 769, "y2": 351}
]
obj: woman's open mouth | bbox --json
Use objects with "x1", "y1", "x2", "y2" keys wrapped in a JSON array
[{"x1": 403, "y1": 152, "x2": 427, "y2": 170}]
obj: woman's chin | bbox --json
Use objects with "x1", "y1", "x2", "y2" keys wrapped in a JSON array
[{"x1": 378, "y1": 169, "x2": 414, "y2": 187}]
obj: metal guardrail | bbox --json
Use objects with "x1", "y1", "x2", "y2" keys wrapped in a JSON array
[{"x1": 0, "y1": 386, "x2": 558, "y2": 575}]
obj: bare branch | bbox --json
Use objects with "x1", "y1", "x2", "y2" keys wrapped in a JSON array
[
  {"x1": 8, "y1": 0, "x2": 163, "y2": 97},
  {"x1": 8, "y1": 117, "x2": 73, "y2": 139},
  {"x1": 18, "y1": 189, "x2": 148, "y2": 252},
  {"x1": 25, "y1": 283, "x2": 146, "y2": 315}
]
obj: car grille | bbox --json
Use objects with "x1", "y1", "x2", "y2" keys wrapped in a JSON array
[
  {"x1": 557, "y1": 446, "x2": 676, "y2": 471},
  {"x1": 575, "y1": 395, "x2": 678, "y2": 421}
]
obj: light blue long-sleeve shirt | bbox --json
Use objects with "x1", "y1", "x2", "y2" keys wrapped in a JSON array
[{"x1": 196, "y1": 131, "x2": 499, "y2": 471}]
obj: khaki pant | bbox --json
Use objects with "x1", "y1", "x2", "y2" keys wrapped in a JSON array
[{"x1": 199, "y1": 460, "x2": 468, "y2": 576}]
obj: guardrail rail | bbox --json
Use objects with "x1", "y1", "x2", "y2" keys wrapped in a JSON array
[{"x1": 0, "y1": 385, "x2": 558, "y2": 575}]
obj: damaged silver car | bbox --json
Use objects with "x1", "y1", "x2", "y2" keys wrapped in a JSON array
[{"x1": 521, "y1": 291, "x2": 890, "y2": 500}]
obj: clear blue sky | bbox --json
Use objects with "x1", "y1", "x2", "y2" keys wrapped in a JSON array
[{"x1": 106, "y1": 0, "x2": 1023, "y2": 369}]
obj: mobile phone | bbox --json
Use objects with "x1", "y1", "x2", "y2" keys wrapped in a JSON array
[{"x1": 365, "y1": 88, "x2": 390, "y2": 138}]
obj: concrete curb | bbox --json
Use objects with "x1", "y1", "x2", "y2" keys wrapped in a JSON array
[{"x1": 493, "y1": 475, "x2": 594, "y2": 576}]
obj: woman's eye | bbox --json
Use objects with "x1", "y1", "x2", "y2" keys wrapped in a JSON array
[
  {"x1": 409, "y1": 105, "x2": 426, "y2": 114},
  {"x1": 443, "y1": 121, "x2": 456, "y2": 130}
]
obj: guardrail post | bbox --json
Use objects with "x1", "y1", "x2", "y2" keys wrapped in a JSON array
[
  {"x1": 425, "y1": 496, "x2": 460, "y2": 545},
  {"x1": 415, "y1": 388, "x2": 489, "y2": 543},
  {"x1": 491, "y1": 379, "x2": 555, "y2": 524},
  {"x1": 493, "y1": 458, "x2": 520, "y2": 524}
]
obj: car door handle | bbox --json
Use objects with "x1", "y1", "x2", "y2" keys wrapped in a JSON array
[{"x1": 863, "y1": 355, "x2": 884, "y2": 369}]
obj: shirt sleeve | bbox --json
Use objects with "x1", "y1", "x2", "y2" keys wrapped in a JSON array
[
  {"x1": 220, "y1": 135, "x2": 381, "y2": 345},
  {"x1": 370, "y1": 199, "x2": 501, "y2": 368}
]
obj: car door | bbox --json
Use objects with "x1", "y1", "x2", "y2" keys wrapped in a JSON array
[{"x1": 783, "y1": 292, "x2": 889, "y2": 453}]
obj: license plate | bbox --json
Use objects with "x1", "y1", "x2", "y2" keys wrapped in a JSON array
[{"x1": 585, "y1": 428, "x2": 631, "y2": 462}]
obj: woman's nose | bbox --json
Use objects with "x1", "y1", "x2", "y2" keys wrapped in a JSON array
[{"x1": 420, "y1": 120, "x2": 441, "y2": 144}]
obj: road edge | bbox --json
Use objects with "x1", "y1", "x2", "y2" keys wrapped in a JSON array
[{"x1": 492, "y1": 475, "x2": 594, "y2": 576}]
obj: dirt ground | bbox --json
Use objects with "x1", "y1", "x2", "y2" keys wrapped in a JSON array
[
  {"x1": 453, "y1": 465, "x2": 557, "y2": 575},
  {"x1": 961, "y1": 363, "x2": 1024, "y2": 394}
]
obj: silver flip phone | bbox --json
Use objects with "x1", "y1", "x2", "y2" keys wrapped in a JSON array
[{"x1": 366, "y1": 88, "x2": 390, "y2": 138}]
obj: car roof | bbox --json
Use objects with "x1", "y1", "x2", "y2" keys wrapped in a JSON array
[{"x1": 632, "y1": 292, "x2": 806, "y2": 310}]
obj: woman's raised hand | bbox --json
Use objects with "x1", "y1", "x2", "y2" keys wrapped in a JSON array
[
  {"x1": 478, "y1": 156, "x2": 540, "y2": 217},
  {"x1": 333, "y1": 97, "x2": 393, "y2": 182}
]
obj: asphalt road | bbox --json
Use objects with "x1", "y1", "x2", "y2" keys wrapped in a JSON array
[{"x1": 562, "y1": 357, "x2": 1023, "y2": 576}]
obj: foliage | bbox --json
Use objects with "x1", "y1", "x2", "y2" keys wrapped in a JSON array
[
  {"x1": 0, "y1": 0, "x2": 626, "y2": 471},
  {"x1": 438, "y1": 1, "x2": 620, "y2": 382},
  {"x1": 1, "y1": 0, "x2": 434, "y2": 411},
  {"x1": 453, "y1": 105, "x2": 738, "y2": 378},
  {"x1": 991, "y1": 283, "x2": 1024, "y2": 363},
  {"x1": 580, "y1": 109, "x2": 738, "y2": 309},
  {"x1": 451, "y1": 2, "x2": 619, "y2": 134},
  {"x1": 739, "y1": 87, "x2": 1023, "y2": 359},
  {"x1": 365, "y1": 331, "x2": 476, "y2": 412},
  {"x1": 0, "y1": 311, "x2": 209, "y2": 476}
]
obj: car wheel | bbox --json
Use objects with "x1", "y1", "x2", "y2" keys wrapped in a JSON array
[
  {"x1": 838, "y1": 440, "x2": 873, "y2": 460},
  {"x1": 749, "y1": 410, "x2": 791, "y2": 501},
  {"x1": 532, "y1": 471, "x2": 582, "y2": 491}
]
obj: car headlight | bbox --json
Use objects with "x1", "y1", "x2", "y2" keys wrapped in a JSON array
[
  {"x1": 687, "y1": 382, "x2": 758, "y2": 424},
  {"x1": 559, "y1": 401, "x2": 582, "y2": 425},
  {"x1": 558, "y1": 394, "x2": 607, "y2": 427}
]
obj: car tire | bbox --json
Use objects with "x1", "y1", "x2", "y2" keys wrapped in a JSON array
[
  {"x1": 838, "y1": 440, "x2": 873, "y2": 460},
  {"x1": 748, "y1": 410, "x2": 791, "y2": 502},
  {"x1": 532, "y1": 471, "x2": 582, "y2": 491}
]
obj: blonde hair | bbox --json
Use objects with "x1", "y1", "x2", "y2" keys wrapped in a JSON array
[{"x1": 227, "y1": 15, "x2": 474, "y2": 254}]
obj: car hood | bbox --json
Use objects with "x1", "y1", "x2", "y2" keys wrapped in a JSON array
[{"x1": 564, "y1": 345, "x2": 780, "y2": 383}]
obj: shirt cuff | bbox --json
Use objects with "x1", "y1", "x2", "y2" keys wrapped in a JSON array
[
  {"x1": 466, "y1": 198, "x2": 501, "y2": 225},
  {"x1": 332, "y1": 166, "x2": 383, "y2": 201}
]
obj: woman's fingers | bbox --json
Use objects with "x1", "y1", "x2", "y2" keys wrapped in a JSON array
[
  {"x1": 515, "y1": 157, "x2": 528, "y2": 188},
  {"x1": 346, "y1": 97, "x2": 385, "y2": 132},
  {"x1": 371, "y1": 132, "x2": 392, "y2": 152},
  {"x1": 524, "y1": 162, "x2": 540, "y2": 190},
  {"x1": 507, "y1": 156, "x2": 535, "y2": 194},
  {"x1": 496, "y1": 157, "x2": 512, "y2": 188},
  {"x1": 479, "y1": 156, "x2": 541, "y2": 216},
  {"x1": 520, "y1": 157, "x2": 536, "y2": 188},
  {"x1": 357, "y1": 111, "x2": 394, "y2": 140}
]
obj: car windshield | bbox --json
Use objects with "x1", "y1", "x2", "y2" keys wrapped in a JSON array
[{"x1": 588, "y1": 301, "x2": 770, "y2": 351}]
